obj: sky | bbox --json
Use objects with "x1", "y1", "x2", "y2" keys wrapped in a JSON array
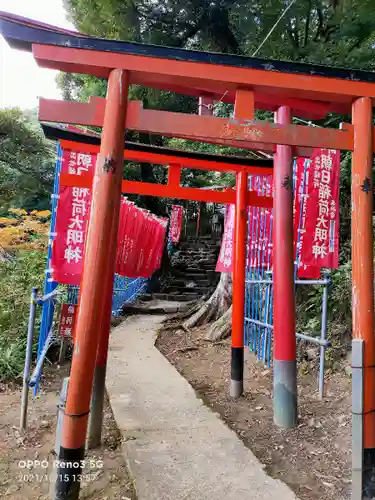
[{"x1": 0, "y1": 0, "x2": 75, "y2": 110}]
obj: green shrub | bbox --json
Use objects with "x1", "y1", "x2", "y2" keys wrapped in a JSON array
[
  {"x1": 296, "y1": 261, "x2": 352, "y2": 365},
  {"x1": 0, "y1": 251, "x2": 45, "y2": 381}
]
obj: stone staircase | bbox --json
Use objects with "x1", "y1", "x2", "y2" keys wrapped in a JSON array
[{"x1": 153, "y1": 236, "x2": 221, "y2": 302}]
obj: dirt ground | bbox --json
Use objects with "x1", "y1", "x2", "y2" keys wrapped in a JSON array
[
  {"x1": 156, "y1": 324, "x2": 351, "y2": 500},
  {"x1": 0, "y1": 366, "x2": 136, "y2": 500}
]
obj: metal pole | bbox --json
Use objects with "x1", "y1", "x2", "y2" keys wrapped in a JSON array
[
  {"x1": 245, "y1": 318, "x2": 331, "y2": 347},
  {"x1": 55, "y1": 377, "x2": 70, "y2": 455},
  {"x1": 58, "y1": 337, "x2": 69, "y2": 365},
  {"x1": 196, "y1": 203, "x2": 201, "y2": 237},
  {"x1": 54, "y1": 69, "x2": 129, "y2": 500},
  {"x1": 351, "y1": 97, "x2": 375, "y2": 498},
  {"x1": 87, "y1": 211, "x2": 118, "y2": 449},
  {"x1": 198, "y1": 95, "x2": 214, "y2": 116},
  {"x1": 273, "y1": 106, "x2": 297, "y2": 428},
  {"x1": 352, "y1": 339, "x2": 364, "y2": 500},
  {"x1": 28, "y1": 327, "x2": 54, "y2": 387},
  {"x1": 20, "y1": 287, "x2": 38, "y2": 430},
  {"x1": 35, "y1": 142, "x2": 61, "y2": 396},
  {"x1": 318, "y1": 272, "x2": 329, "y2": 399},
  {"x1": 230, "y1": 170, "x2": 248, "y2": 398},
  {"x1": 196, "y1": 96, "x2": 213, "y2": 239}
]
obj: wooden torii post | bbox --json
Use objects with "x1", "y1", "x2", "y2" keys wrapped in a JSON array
[{"x1": 1, "y1": 11, "x2": 375, "y2": 499}]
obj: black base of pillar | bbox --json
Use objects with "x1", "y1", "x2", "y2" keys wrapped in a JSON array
[
  {"x1": 53, "y1": 446, "x2": 85, "y2": 500},
  {"x1": 364, "y1": 448, "x2": 375, "y2": 499},
  {"x1": 230, "y1": 347, "x2": 244, "y2": 398}
]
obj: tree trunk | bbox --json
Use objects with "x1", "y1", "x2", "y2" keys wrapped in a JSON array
[{"x1": 183, "y1": 272, "x2": 233, "y2": 341}]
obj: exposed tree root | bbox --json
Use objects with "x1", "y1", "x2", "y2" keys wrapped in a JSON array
[
  {"x1": 204, "y1": 305, "x2": 232, "y2": 341},
  {"x1": 167, "y1": 300, "x2": 204, "y2": 322},
  {"x1": 183, "y1": 272, "x2": 232, "y2": 330},
  {"x1": 121, "y1": 301, "x2": 193, "y2": 316}
]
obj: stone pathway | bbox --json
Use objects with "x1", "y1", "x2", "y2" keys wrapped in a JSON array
[{"x1": 106, "y1": 313, "x2": 298, "y2": 500}]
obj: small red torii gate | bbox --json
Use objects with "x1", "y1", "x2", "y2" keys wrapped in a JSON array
[
  {"x1": 2, "y1": 11, "x2": 375, "y2": 499},
  {"x1": 57, "y1": 138, "x2": 273, "y2": 207}
]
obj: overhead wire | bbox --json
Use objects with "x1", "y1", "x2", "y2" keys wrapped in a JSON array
[{"x1": 252, "y1": 0, "x2": 298, "y2": 57}]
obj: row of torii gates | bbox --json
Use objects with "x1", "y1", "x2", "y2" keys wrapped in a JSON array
[{"x1": 1, "y1": 11, "x2": 375, "y2": 499}]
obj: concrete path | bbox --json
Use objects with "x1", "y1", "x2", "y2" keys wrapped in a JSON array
[{"x1": 106, "y1": 314, "x2": 298, "y2": 500}]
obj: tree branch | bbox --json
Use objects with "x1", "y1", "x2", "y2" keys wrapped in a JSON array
[
  {"x1": 314, "y1": 5, "x2": 325, "y2": 41},
  {"x1": 303, "y1": 0, "x2": 312, "y2": 47}
]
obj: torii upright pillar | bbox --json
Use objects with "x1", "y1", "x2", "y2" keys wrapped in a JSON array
[
  {"x1": 54, "y1": 69, "x2": 129, "y2": 500},
  {"x1": 273, "y1": 106, "x2": 297, "y2": 428},
  {"x1": 351, "y1": 97, "x2": 375, "y2": 497},
  {"x1": 230, "y1": 90, "x2": 251, "y2": 398},
  {"x1": 87, "y1": 209, "x2": 119, "y2": 449}
]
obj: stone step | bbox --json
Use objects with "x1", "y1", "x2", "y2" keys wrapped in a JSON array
[
  {"x1": 179, "y1": 248, "x2": 218, "y2": 254},
  {"x1": 173, "y1": 260, "x2": 217, "y2": 268},
  {"x1": 152, "y1": 293, "x2": 199, "y2": 302},
  {"x1": 177, "y1": 254, "x2": 217, "y2": 261},
  {"x1": 180, "y1": 243, "x2": 219, "y2": 250},
  {"x1": 181, "y1": 240, "x2": 219, "y2": 246},
  {"x1": 177, "y1": 252, "x2": 218, "y2": 258},
  {"x1": 170, "y1": 279, "x2": 211, "y2": 287},
  {"x1": 165, "y1": 286, "x2": 211, "y2": 294},
  {"x1": 185, "y1": 271, "x2": 211, "y2": 278},
  {"x1": 139, "y1": 293, "x2": 153, "y2": 301},
  {"x1": 185, "y1": 268, "x2": 209, "y2": 274},
  {"x1": 173, "y1": 254, "x2": 217, "y2": 260},
  {"x1": 186, "y1": 237, "x2": 220, "y2": 243},
  {"x1": 168, "y1": 294, "x2": 200, "y2": 301}
]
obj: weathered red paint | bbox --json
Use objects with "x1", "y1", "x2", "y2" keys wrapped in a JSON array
[
  {"x1": 33, "y1": 43, "x2": 375, "y2": 108},
  {"x1": 167, "y1": 164, "x2": 182, "y2": 187},
  {"x1": 59, "y1": 172, "x2": 273, "y2": 208},
  {"x1": 61, "y1": 69, "x2": 129, "y2": 450},
  {"x1": 39, "y1": 97, "x2": 353, "y2": 151},
  {"x1": 232, "y1": 170, "x2": 248, "y2": 348},
  {"x1": 57, "y1": 138, "x2": 274, "y2": 176},
  {"x1": 95, "y1": 206, "x2": 119, "y2": 368},
  {"x1": 231, "y1": 90, "x2": 251, "y2": 350},
  {"x1": 351, "y1": 97, "x2": 375, "y2": 448},
  {"x1": 234, "y1": 89, "x2": 254, "y2": 120},
  {"x1": 273, "y1": 107, "x2": 296, "y2": 362}
]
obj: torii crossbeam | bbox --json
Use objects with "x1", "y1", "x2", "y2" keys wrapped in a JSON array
[{"x1": 42, "y1": 125, "x2": 273, "y2": 206}]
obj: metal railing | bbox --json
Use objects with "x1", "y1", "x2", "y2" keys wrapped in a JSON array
[
  {"x1": 244, "y1": 168, "x2": 333, "y2": 398},
  {"x1": 245, "y1": 273, "x2": 331, "y2": 398},
  {"x1": 20, "y1": 287, "x2": 59, "y2": 429},
  {"x1": 112, "y1": 275, "x2": 148, "y2": 316},
  {"x1": 21, "y1": 273, "x2": 148, "y2": 429}
]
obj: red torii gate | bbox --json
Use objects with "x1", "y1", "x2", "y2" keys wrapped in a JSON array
[
  {"x1": 56, "y1": 139, "x2": 273, "y2": 206},
  {"x1": 1, "y1": 11, "x2": 374, "y2": 499}
]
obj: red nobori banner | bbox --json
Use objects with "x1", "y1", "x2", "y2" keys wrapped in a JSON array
[
  {"x1": 247, "y1": 175, "x2": 273, "y2": 269},
  {"x1": 294, "y1": 157, "x2": 321, "y2": 279},
  {"x1": 53, "y1": 148, "x2": 167, "y2": 286},
  {"x1": 58, "y1": 303, "x2": 77, "y2": 338},
  {"x1": 169, "y1": 205, "x2": 184, "y2": 244},
  {"x1": 216, "y1": 150, "x2": 339, "y2": 275},
  {"x1": 51, "y1": 148, "x2": 96, "y2": 285},
  {"x1": 51, "y1": 185, "x2": 92, "y2": 286},
  {"x1": 247, "y1": 207, "x2": 273, "y2": 269},
  {"x1": 297, "y1": 149, "x2": 340, "y2": 271},
  {"x1": 61, "y1": 148, "x2": 97, "y2": 176},
  {"x1": 216, "y1": 204, "x2": 235, "y2": 272},
  {"x1": 216, "y1": 176, "x2": 273, "y2": 273}
]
